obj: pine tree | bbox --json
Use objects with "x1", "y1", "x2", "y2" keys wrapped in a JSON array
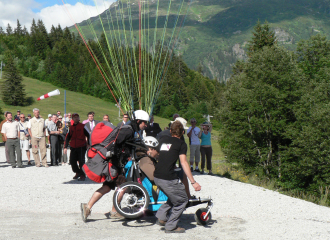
[
  {"x1": 36, "y1": 19, "x2": 50, "y2": 58},
  {"x1": 63, "y1": 27, "x2": 72, "y2": 42},
  {"x1": 248, "y1": 20, "x2": 277, "y2": 53},
  {"x1": 0, "y1": 27, "x2": 4, "y2": 35},
  {"x1": 22, "y1": 26, "x2": 28, "y2": 36},
  {"x1": 6, "y1": 23, "x2": 13, "y2": 35},
  {"x1": 1, "y1": 54, "x2": 27, "y2": 106},
  {"x1": 14, "y1": 19, "x2": 22, "y2": 36}
]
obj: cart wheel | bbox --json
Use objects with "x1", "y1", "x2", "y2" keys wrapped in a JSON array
[
  {"x1": 194, "y1": 208, "x2": 212, "y2": 226},
  {"x1": 113, "y1": 181, "x2": 149, "y2": 219}
]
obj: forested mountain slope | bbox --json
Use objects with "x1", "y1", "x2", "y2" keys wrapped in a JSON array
[{"x1": 70, "y1": 0, "x2": 330, "y2": 81}]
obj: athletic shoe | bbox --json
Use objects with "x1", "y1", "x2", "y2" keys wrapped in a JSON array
[
  {"x1": 201, "y1": 169, "x2": 205, "y2": 174},
  {"x1": 194, "y1": 168, "x2": 200, "y2": 173},
  {"x1": 28, "y1": 162, "x2": 32, "y2": 166},
  {"x1": 17, "y1": 165, "x2": 24, "y2": 168},
  {"x1": 73, "y1": 173, "x2": 80, "y2": 179},
  {"x1": 110, "y1": 211, "x2": 125, "y2": 219},
  {"x1": 165, "y1": 227, "x2": 185, "y2": 233},
  {"x1": 208, "y1": 171, "x2": 213, "y2": 175},
  {"x1": 190, "y1": 167, "x2": 193, "y2": 172},
  {"x1": 156, "y1": 219, "x2": 167, "y2": 226},
  {"x1": 81, "y1": 203, "x2": 91, "y2": 222}
]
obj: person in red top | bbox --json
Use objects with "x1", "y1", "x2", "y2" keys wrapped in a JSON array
[{"x1": 64, "y1": 113, "x2": 89, "y2": 181}]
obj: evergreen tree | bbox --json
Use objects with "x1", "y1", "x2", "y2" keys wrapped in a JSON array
[
  {"x1": 14, "y1": 19, "x2": 22, "y2": 36},
  {"x1": 0, "y1": 27, "x2": 4, "y2": 35},
  {"x1": 220, "y1": 46, "x2": 302, "y2": 177},
  {"x1": 36, "y1": 19, "x2": 50, "y2": 58},
  {"x1": 6, "y1": 23, "x2": 13, "y2": 35},
  {"x1": 1, "y1": 53, "x2": 27, "y2": 106},
  {"x1": 248, "y1": 20, "x2": 277, "y2": 53},
  {"x1": 22, "y1": 26, "x2": 29, "y2": 36},
  {"x1": 282, "y1": 34, "x2": 330, "y2": 192},
  {"x1": 296, "y1": 34, "x2": 330, "y2": 77},
  {"x1": 63, "y1": 27, "x2": 72, "y2": 42}
]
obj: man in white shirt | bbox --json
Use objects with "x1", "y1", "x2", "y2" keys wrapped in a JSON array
[
  {"x1": 84, "y1": 111, "x2": 99, "y2": 146},
  {"x1": 187, "y1": 118, "x2": 201, "y2": 172},
  {"x1": 1, "y1": 112, "x2": 22, "y2": 168},
  {"x1": 28, "y1": 108, "x2": 47, "y2": 167},
  {"x1": 45, "y1": 114, "x2": 52, "y2": 147},
  {"x1": 48, "y1": 114, "x2": 61, "y2": 166},
  {"x1": 19, "y1": 113, "x2": 31, "y2": 165},
  {"x1": 117, "y1": 114, "x2": 129, "y2": 128}
]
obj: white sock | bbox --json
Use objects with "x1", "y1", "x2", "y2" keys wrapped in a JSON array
[
  {"x1": 195, "y1": 166, "x2": 199, "y2": 170},
  {"x1": 190, "y1": 165, "x2": 193, "y2": 168}
]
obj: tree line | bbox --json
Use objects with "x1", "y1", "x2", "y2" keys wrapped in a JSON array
[
  {"x1": 219, "y1": 21, "x2": 330, "y2": 200},
  {"x1": 0, "y1": 19, "x2": 221, "y2": 127}
]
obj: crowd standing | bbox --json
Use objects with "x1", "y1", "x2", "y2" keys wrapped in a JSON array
[{"x1": 1, "y1": 109, "x2": 213, "y2": 173}]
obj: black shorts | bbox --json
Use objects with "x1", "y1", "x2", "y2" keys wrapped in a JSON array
[{"x1": 102, "y1": 175, "x2": 126, "y2": 190}]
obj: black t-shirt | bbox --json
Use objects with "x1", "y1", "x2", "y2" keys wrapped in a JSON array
[{"x1": 154, "y1": 135, "x2": 187, "y2": 180}]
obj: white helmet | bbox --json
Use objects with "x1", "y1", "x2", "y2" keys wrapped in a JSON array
[
  {"x1": 143, "y1": 136, "x2": 159, "y2": 148},
  {"x1": 171, "y1": 117, "x2": 189, "y2": 129},
  {"x1": 133, "y1": 110, "x2": 149, "y2": 122}
]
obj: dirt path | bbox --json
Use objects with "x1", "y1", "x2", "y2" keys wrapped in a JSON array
[{"x1": 0, "y1": 147, "x2": 329, "y2": 239}]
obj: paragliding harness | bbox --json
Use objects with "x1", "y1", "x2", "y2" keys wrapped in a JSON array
[
  {"x1": 122, "y1": 140, "x2": 168, "y2": 212},
  {"x1": 82, "y1": 121, "x2": 132, "y2": 183}
]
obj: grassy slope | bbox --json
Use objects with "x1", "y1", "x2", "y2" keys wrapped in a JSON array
[
  {"x1": 0, "y1": 75, "x2": 224, "y2": 161},
  {"x1": 69, "y1": 0, "x2": 330, "y2": 80}
]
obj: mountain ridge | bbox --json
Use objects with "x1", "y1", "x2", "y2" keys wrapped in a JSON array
[{"x1": 69, "y1": 0, "x2": 330, "y2": 81}]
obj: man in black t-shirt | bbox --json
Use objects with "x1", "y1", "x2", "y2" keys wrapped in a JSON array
[{"x1": 153, "y1": 121, "x2": 201, "y2": 233}]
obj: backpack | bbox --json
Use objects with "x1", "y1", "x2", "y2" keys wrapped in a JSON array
[
  {"x1": 83, "y1": 121, "x2": 118, "y2": 183},
  {"x1": 83, "y1": 122, "x2": 134, "y2": 183},
  {"x1": 87, "y1": 121, "x2": 116, "y2": 159}
]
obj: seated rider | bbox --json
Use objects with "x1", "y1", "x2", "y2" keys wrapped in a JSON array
[{"x1": 80, "y1": 110, "x2": 149, "y2": 222}]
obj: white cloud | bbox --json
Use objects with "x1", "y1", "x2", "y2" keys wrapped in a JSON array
[{"x1": 0, "y1": 0, "x2": 115, "y2": 32}]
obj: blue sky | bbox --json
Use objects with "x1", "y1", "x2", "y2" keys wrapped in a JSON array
[{"x1": 0, "y1": 0, "x2": 115, "y2": 31}]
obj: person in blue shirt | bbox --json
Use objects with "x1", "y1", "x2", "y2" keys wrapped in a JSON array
[{"x1": 198, "y1": 122, "x2": 213, "y2": 175}]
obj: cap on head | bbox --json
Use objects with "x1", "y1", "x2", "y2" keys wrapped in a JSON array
[
  {"x1": 58, "y1": 116, "x2": 63, "y2": 119},
  {"x1": 133, "y1": 110, "x2": 149, "y2": 122},
  {"x1": 72, "y1": 113, "x2": 79, "y2": 118},
  {"x1": 28, "y1": 114, "x2": 31, "y2": 117},
  {"x1": 48, "y1": 114, "x2": 52, "y2": 117},
  {"x1": 171, "y1": 117, "x2": 188, "y2": 129}
]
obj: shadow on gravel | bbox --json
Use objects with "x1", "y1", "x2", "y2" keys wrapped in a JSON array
[
  {"x1": 192, "y1": 171, "x2": 227, "y2": 179},
  {"x1": 119, "y1": 213, "x2": 215, "y2": 230},
  {"x1": 0, "y1": 163, "x2": 10, "y2": 168},
  {"x1": 62, "y1": 179, "x2": 99, "y2": 185}
]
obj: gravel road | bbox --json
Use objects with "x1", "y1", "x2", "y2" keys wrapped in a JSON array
[{"x1": 0, "y1": 147, "x2": 329, "y2": 240}]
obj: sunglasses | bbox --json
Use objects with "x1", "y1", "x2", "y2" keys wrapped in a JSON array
[{"x1": 20, "y1": 117, "x2": 25, "y2": 119}]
